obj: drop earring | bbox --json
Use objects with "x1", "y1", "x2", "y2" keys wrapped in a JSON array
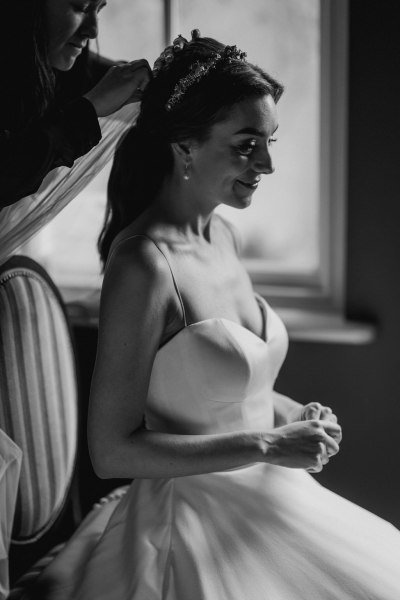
[{"x1": 183, "y1": 156, "x2": 191, "y2": 181}]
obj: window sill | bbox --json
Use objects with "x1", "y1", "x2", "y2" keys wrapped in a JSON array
[
  {"x1": 275, "y1": 307, "x2": 376, "y2": 344},
  {"x1": 63, "y1": 287, "x2": 376, "y2": 345}
]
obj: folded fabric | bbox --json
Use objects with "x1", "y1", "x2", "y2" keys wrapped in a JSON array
[
  {"x1": 0, "y1": 103, "x2": 139, "y2": 266},
  {"x1": 0, "y1": 429, "x2": 23, "y2": 600}
]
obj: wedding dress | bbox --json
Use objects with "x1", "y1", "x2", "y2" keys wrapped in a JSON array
[{"x1": 30, "y1": 244, "x2": 400, "y2": 600}]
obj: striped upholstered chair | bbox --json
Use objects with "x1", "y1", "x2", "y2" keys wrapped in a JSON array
[
  {"x1": 0, "y1": 256, "x2": 127, "y2": 597},
  {"x1": 0, "y1": 255, "x2": 80, "y2": 583}
]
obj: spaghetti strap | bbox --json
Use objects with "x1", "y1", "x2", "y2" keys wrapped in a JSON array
[{"x1": 106, "y1": 233, "x2": 188, "y2": 327}]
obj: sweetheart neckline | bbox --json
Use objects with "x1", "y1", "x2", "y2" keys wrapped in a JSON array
[{"x1": 158, "y1": 298, "x2": 271, "y2": 352}]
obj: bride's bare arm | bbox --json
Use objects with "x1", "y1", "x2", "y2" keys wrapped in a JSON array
[
  {"x1": 273, "y1": 391, "x2": 303, "y2": 427},
  {"x1": 88, "y1": 237, "x2": 340, "y2": 479}
]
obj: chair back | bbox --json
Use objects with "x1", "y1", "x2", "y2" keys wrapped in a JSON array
[{"x1": 0, "y1": 256, "x2": 78, "y2": 552}]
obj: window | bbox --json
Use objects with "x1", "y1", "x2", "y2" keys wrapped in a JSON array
[{"x1": 24, "y1": 0, "x2": 348, "y2": 311}]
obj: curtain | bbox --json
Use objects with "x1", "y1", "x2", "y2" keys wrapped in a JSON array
[{"x1": 0, "y1": 103, "x2": 140, "y2": 266}]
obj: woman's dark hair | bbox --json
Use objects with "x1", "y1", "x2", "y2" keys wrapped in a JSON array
[
  {"x1": 98, "y1": 35, "x2": 284, "y2": 265},
  {"x1": 0, "y1": 0, "x2": 92, "y2": 130},
  {"x1": 0, "y1": 1, "x2": 54, "y2": 129}
]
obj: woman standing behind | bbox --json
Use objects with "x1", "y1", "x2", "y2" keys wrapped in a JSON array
[{"x1": 0, "y1": 0, "x2": 150, "y2": 207}]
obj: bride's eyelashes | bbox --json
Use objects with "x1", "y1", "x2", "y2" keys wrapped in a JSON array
[
  {"x1": 235, "y1": 140, "x2": 257, "y2": 156},
  {"x1": 235, "y1": 137, "x2": 278, "y2": 157}
]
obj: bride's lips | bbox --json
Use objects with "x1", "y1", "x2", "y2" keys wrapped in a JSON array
[{"x1": 236, "y1": 178, "x2": 261, "y2": 190}]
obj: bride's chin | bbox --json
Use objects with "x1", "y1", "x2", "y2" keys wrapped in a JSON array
[
  {"x1": 232, "y1": 193, "x2": 254, "y2": 209},
  {"x1": 229, "y1": 185, "x2": 256, "y2": 208},
  {"x1": 223, "y1": 197, "x2": 252, "y2": 210}
]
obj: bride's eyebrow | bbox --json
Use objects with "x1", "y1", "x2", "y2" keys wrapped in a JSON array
[
  {"x1": 234, "y1": 127, "x2": 264, "y2": 136},
  {"x1": 233, "y1": 125, "x2": 279, "y2": 136}
]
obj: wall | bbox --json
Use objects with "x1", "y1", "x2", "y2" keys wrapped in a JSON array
[{"x1": 276, "y1": 0, "x2": 400, "y2": 527}]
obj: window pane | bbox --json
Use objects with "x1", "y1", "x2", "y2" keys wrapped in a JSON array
[{"x1": 179, "y1": 0, "x2": 320, "y2": 279}]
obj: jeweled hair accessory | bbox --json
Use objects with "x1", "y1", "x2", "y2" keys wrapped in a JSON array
[
  {"x1": 152, "y1": 29, "x2": 247, "y2": 112},
  {"x1": 166, "y1": 42, "x2": 247, "y2": 112},
  {"x1": 152, "y1": 33, "x2": 189, "y2": 77}
]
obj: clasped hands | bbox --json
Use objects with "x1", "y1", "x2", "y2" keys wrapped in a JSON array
[{"x1": 287, "y1": 402, "x2": 342, "y2": 473}]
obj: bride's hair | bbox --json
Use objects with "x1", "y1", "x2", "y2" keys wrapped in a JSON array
[{"x1": 98, "y1": 35, "x2": 283, "y2": 265}]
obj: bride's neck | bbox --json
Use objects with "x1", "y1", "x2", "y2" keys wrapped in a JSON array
[{"x1": 153, "y1": 173, "x2": 215, "y2": 237}]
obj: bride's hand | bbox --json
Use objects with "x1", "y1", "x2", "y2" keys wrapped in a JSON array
[
  {"x1": 84, "y1": 59, "x2": 152, "y2": 117},
  {"x1": 289, "y1": 403, "x2": 341, "y2": 445},
  {"x1": 287, "y1": 402, "x2": 342, "y2": 471},
  {"x1": 261, "y1": 420, "x2": 341, "y2": 473}
]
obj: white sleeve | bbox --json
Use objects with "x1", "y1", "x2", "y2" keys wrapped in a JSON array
[{"x1": 0, "y1": 103, "x2": 140, "y2": 266}]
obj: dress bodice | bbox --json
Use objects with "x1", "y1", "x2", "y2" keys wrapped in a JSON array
[{"x1": 146, "y1": 296, "x2": 289, "y2": 435}]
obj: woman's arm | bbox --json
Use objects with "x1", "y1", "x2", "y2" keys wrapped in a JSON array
[
  {"x1": 0, "y1": 97, "x2": 101, "y2": 207},
  {"x1": 0, "y1": 57, "x2": 150, "y2": 207},
  {"x1": 88, "y1": 237, "x2": 341, "y2": 480}
]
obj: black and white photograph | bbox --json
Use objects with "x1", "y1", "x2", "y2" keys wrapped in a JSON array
[{"x1": 1, "y1": 1, "x2": 399, "y2": 598}]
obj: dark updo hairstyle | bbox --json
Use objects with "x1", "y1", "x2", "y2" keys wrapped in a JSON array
[
  {"x1": 98, "y1": 34, "x2": 283, "y2": 265},
  {"x1": 0, "y1": 0, "x2": 92, "y2": 131}
]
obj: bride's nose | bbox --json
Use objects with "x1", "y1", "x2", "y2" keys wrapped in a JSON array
[{"x1": 253, "y1": 146, "x2": 275, "y2": 175}]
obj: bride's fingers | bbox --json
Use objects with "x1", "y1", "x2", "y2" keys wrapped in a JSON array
[
  {"x1": 322, "y1": 420, "x2": 342, "y2": 447},
  {"x1": 306, "y1": 451, "x2": 324, "y2": 473},
  {"x1": 303, "y1": 404, "x2": 341, "y2": 442},
  {"x1": 307, "y1": 422, "x2": 340, "y2": 457},
  {"x1": 302, "y1": 402, "x2": 324, "y2": 420},
  {"x1": 319, "y1": 442, "x2": 330, "y2": 465},
  {"x1": 320, "y1": 406, "x2": 332, "y2": 418},
  {"x1": 320, "y1": 420, "x2": 341, "y2": 438},
  {"x1": 317, "y1": 436, "x2": 338, "y2": 457}
]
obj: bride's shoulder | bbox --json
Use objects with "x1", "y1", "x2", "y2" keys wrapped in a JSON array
[{"x1": 105, "y1": 228, "x2": 171, "y2": 289}]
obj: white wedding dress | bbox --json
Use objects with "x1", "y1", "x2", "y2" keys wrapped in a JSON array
[{"x1": 31, "y1": 279, "x2": 400, "y2": 599}]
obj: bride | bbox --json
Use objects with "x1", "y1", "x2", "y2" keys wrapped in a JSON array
[{"x1": 31, "y1": 30, "x2": 400, "y2": 600}]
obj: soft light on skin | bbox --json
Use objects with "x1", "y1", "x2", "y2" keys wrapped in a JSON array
[
  {"x1": 45, "y1": 0, "x2": 107, "y2": 71},
  {"x1": 185, "y1": 95, "x2": 279, "y2": 213}
]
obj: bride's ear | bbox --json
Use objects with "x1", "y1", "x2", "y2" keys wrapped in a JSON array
[{"x1": 171, "y1": 141, "x2": 193, "y2": 160}]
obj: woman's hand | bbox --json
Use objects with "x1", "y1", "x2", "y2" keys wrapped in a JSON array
[
  {"x1": 261, "y1": 419, "x2": 341, "y2": 473},
  {"x1": 84, "y1": 59, "x2": 151, "y2": 117}
]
